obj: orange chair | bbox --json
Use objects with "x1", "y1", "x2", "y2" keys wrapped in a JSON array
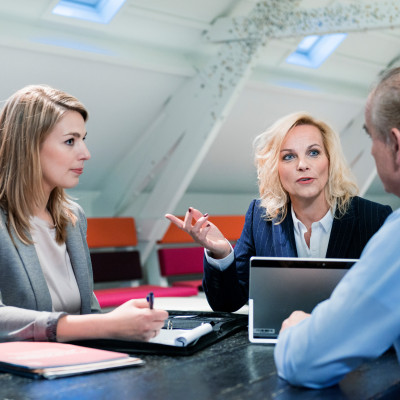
[
  {"x1": 157, "y1": 215, "x2": 245, "y2": 290},
  {"x1": 87, "y1": 217, "x2": 198, "y2": 308}
]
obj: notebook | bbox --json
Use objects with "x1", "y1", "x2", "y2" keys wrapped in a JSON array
[
  {"x1": 70, "y1": 311, "x2": 248, "y2": 356},
  {"x1": 249, "y1": 256, "x2": 358, "y2": 344}
]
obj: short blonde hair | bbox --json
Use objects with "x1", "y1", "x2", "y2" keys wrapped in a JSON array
[
  {"x1": 0, "y1": 84, "x2": 88, "y2": 244},
  {"x1": 253, "y1": 112, "x2": 358, "y2": 222}
]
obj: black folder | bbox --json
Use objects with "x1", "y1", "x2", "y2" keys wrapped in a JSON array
[{"x1": 70, "y1": 311, "x2": 248, "y2": 356}]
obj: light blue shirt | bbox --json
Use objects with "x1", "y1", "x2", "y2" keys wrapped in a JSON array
[
  {"x1": 274, "y1": 208, "x2": 400, "y2": 389},
  {"x1": 206, "y1": 205, "x2": 334, "y2": 270}
]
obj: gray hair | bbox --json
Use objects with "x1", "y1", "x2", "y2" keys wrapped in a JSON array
[{"x1": 369, "y1": 67, "x2": 400, "y2": 143}]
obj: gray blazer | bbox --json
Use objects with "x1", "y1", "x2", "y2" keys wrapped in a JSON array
[{"x1": 0, "y1": 202, "x2": 100, "y2": 342}]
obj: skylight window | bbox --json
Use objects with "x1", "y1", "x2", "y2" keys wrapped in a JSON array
[
  {"x1": 286, "y1": 33, "x2": 347, "y2": 69},
  {"x1": 52, "y1": 0, "x2": 125, "y2": 24}
]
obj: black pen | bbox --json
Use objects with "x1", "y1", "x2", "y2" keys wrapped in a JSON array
[{"x1": 146, "y1": 292, "x2": 154, "y2": 310}]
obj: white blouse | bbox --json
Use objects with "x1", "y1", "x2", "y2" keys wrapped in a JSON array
[
  {"x1": 206, "y1": 204, "x2": 335, "y2": 271},
  {"x1": 30, "y1": 216, "x2": 81, "y2": 314},
  {"x1": 291, "y1": 205, "x2": 334, "y2": 258}
]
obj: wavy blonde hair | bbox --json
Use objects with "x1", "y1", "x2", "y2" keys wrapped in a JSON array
[
  {"x1": 0, "y1": 84, "x2": 88, "y2": 244},
  {"x1": 253, "y1": 112, "x2": 358, "y2": 223}
]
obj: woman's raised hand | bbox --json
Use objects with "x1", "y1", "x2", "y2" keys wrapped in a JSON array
[{"x1": 165, "y1": 207, "x2": 231, "y2": 259}]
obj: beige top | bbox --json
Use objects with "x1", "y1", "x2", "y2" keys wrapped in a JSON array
[{"x1": 30, "y1": 216, "x2": 81, "y2": 314}]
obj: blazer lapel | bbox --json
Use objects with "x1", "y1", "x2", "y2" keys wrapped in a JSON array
[
  {"x1": 13, "y1": 232, "x2": 53, "y2": 311},
  {"x1": 326, "y1": 206, "x2": 356, "y2": 258},
  {"x1": 271, "y1": 212, "x2": 298, "y2": 257},
  {"x1": 66, "y1": 222, "x2": 92, "y2": 314}
]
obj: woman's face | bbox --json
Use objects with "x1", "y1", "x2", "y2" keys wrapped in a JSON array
[
  {"x1": 278, "y1": 124, "x2": 329, "y2": 205},
  {"x1": 40, "y1": 110, "x2": 90, "y2": 197}
]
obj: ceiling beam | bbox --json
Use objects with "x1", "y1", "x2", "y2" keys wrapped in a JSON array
[
  {"x1": 340, "y1": 110, "x2": 377, "y2": 196},
  {"x1": 97, "y1": 4, "x2": 269, "y2": 265},
  {"x1": 337, "y1": 52, "x2": 400, "y2": 198},
  {"x1": 100, "y1": 40, "x2": 262, "y2": 261},
  {"x1": 206, "y1": 0, "x2": 400, "y2": 42},
  {"x1": 0, "y1": 14, "x2": 197, "y2": 77},
  {"x1": 204, "y1": 0, "x2": 400, "y2": 200},
  {"x1": 98, "y1": 0, "x2": 399, "y2": 270}
]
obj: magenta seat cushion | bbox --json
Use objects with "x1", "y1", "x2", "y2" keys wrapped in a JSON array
[
  {"x1": 94, "y1": 285, "x2": 198, "y2": 308},
  {"x1": 158, "y1": 247, "x2": 204, "y2": 276},
  {"x1": 172, "y1": 280, "x2": 203, "y2": 289}
]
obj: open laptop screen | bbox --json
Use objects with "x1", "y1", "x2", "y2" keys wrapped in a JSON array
[{"x1": 249, "y1": 257, "x2": 358, "y2": 344}]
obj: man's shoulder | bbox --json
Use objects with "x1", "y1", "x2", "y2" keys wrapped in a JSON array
[{"x1": 382, "y1": 207, "x2": 400, "y2": 224}]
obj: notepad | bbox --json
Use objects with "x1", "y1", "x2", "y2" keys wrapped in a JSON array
[
  {"x1": 149, "y1": 323, "x2": 214, "y2": 347},
  {"x1": 69, "y1": 311, "x2": 248, "y2": 356},
  {"x1": 0, "y1": 342, "x2": 144, "y2": 379}
]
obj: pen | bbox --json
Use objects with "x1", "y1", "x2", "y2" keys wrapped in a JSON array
[{"x1": 146, "y1": 292, "x2": 154, "y2": 310}]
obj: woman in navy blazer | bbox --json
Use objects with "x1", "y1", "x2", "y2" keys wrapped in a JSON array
[
  {"x1": 166, "y1": 112, "x2": 392, "y2": 312},
  {"x1": 0, "y1": 85, "x2": 167, "y2": 341}
]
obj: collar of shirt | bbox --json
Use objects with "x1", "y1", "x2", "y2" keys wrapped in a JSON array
[
  {"x1": 291, "y1": 205, "x2": 334, "y2": 234},
  {"x1": 291, "y1": 204, "x2": 334, "y2": 258}
]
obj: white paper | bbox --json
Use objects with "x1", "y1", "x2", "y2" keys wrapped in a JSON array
[{"x1": 149, "y1": 323, "x2": 213, "y2": 347}]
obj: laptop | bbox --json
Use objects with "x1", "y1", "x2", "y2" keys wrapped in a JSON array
[{"x1": 248, "y1": 256, "x2": 358, "y2": 344}]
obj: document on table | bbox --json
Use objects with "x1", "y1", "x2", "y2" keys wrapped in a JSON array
[
  {"x1": 149, "y1": 323, "x2": 214, "y2": 347},
  {"x1": 0, "y1": 341, "x2": 144, "y2": 379}
]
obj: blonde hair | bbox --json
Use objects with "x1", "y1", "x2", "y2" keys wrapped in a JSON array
[
  {"x1": 253, "y1": 111, "x2": 358, "y2": 223},
  {"x1": 0, "y1": 84, "x2": 88, "y2": 244}
]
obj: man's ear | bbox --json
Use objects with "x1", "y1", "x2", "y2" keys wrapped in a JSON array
[{"x1": 390, "y1": 128, "x2": 400, "y2": 165}]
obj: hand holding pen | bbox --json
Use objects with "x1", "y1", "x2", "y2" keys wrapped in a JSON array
[
  {"x1": 146, "y1": 292, "x2": 164, "y2": 339},
  {"x1": 100, "y1": 294, "x2": 168, "y2": 342},
  {"x1": 146, "y1": 292, "x2": 154, "y2": 310}
]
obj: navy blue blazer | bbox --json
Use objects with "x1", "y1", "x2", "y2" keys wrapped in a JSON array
[{"x1": 203, "y1": 196, "x2": 392, "y2": 312}]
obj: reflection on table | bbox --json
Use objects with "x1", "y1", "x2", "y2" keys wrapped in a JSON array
[{"x1": 1, "y1": 328, "x2": 399, "y2": 400}]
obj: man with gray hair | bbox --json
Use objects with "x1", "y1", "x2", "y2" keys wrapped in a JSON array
[{"x1": 274, "y1": 67, "x2": 400, "y2": 388}]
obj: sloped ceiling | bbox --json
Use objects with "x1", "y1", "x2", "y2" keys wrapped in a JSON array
[{"x1": 0, "y1": 1, "x2": 399, "y2": 243}]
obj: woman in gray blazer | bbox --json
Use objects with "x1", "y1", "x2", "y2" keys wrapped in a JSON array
[{"x1": 0, "y1": 85, "x2": 167, "y2": 342}]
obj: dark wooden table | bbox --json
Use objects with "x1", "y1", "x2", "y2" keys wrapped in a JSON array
[{"x1": 1, "y1": 329, "x2": 399, "y2": 400}]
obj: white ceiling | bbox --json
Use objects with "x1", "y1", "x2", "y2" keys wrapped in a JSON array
[{"x1": 0, "y1": 0, "x2": 399, "y2": 226}]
